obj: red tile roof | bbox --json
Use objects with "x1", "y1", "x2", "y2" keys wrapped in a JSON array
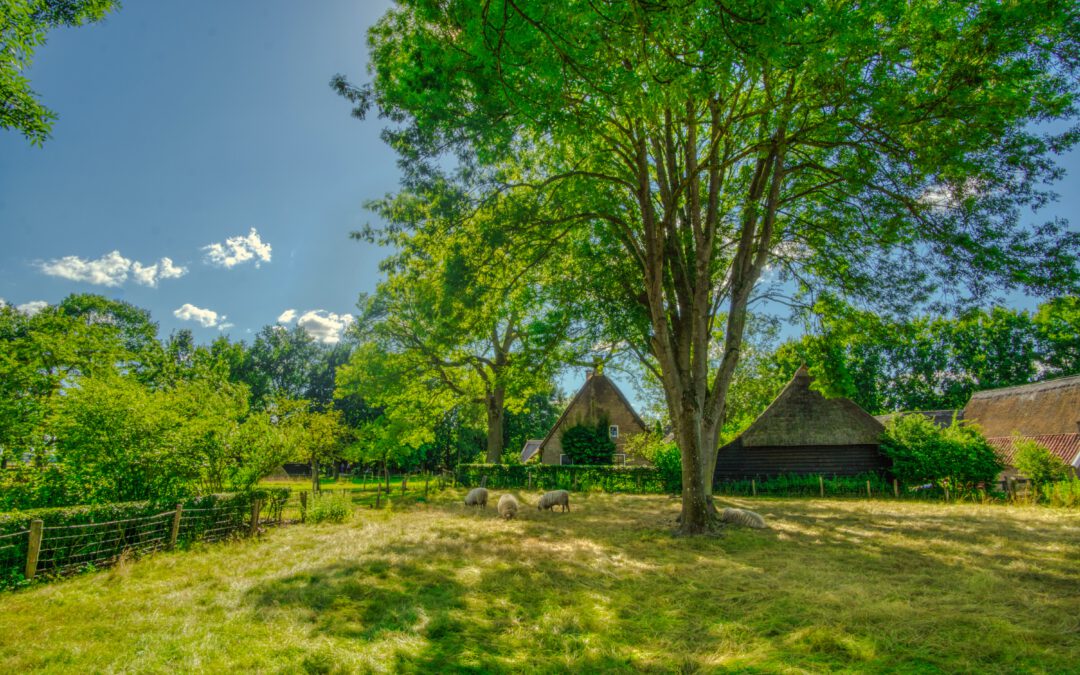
[{"x1": 986, "y1": 434, "x2": 1080, "y2": 468}]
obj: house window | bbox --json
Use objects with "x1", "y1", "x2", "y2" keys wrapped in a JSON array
[
  {"x1": 609, "y1": 425, "x2": 619, "y2": 439},
  {"x1": 613, "y1": 453, "x2": 626, "y2": 466}
]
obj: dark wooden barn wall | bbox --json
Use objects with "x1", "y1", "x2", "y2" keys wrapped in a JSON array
[{"x1": 713, "y1": 444, "x2": 889, "y2": 479}]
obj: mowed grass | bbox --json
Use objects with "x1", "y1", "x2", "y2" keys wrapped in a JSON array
[{"x1": 1, "y1": 492, "x2": 1078, "y2": 673}]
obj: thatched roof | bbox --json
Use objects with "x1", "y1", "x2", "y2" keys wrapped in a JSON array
[
  {"x1": 963, "y1": 374, "x2": 1080, "y2": 438},
  {"x1": 986, "y1": 434, "x2": 1080, "y2": 469},
  {"x1": 732, "y1": 365, "x2": 884, "y2": 448}
]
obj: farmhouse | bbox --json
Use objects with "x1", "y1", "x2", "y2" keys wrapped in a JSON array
[
  {"x1": 521, "y1": 370, "x2": 649, "y2": 465},
  {"x1": 714, "y1": 365, "x2": 890, "y2": 480},
  {"x1": 962, "y1": 374, "x2": 1080, "y2": 477}
]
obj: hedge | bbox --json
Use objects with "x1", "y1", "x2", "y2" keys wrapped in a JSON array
[{"x1": 455, "y1": 463, "x2": 676, "y2": 494}]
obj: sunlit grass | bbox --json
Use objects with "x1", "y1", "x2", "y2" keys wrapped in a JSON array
[{"x1": 1, "y1": 491, "x2": 1077, "y2": 673}]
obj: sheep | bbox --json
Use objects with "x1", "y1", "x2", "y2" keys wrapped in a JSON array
[
  {"x1": 464, "y1": 487, "x2": 488, "y2": 509},
  {"x1": 720, "y1": 507, "x2": 767, "y2": 529},
  {"x1": 497, "y1": 493, "x2": 519, "y2": 520},
  {"x1": 537, "y1": 489, "x2": 570, "y2": 512}
]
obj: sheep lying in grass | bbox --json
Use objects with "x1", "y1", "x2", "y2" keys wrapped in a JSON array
[
  {"x1": 464, "y1": 487, "x2": 488, "y2": 509},
  {"x1": 497, "y1": 494, "x2": 519, "y2": 520},
  {"x1": 537, "y1": 489, "x2": 570, "y2": 512},
  {"x1": 720, "y1": 507, "x2": 767, "y2": 529}
]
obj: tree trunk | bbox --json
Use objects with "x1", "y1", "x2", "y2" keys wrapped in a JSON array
[
  {"x1": 311, "y1": 457, "x2": 319, "y2": 494},
  {"x1": 484, "y1": 387, "x2": 506, "y2": 463}
]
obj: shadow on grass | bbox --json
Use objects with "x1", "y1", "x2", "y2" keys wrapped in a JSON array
[{"x1": 245, "y1": 494, "x2": 1080, "y2": 673}]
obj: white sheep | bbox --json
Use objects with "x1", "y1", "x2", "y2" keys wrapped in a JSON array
[
  {"x1": 536, "y1": 489, "x2": 570, "y2": 512},
  {"x1": 497, "y1": 493, "x2": 519, "y2": 520},
  {"x1": 720, "y1": 507, "x2": 767, "y2": 529},
  {"x1": 464, "y1": 487, "x2": 488, "y2": 509}
]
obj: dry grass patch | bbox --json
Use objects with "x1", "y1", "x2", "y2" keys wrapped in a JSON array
[{"x1": 0, "y1": 491, "x2": 1077, "y2": 673}]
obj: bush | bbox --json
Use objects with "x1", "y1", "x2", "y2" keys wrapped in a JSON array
[
  {"x1": 652, "y1": 444, "x2": 682, "y2": 494},
  {"x1": 880, "y1": 415, "x2": 1002, "y2": 490},
  {"x1": 1039, "y1": 477, "x2": 1080, "y2": 507},
  {"x1": 561, "y1": 420, "x2": 615, "y2": 465},
  {"x1": 456, "y1": 464, "x2": 668, "y2": 493},
  {"x1": 307, "y1": 492, "x2": 351, "y2": 524},
  {"x1": 1013, "y1": 438, "x2": 1070, "y2": 485}
]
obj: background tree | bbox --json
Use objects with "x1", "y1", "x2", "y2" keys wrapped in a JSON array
[
  {"x1": 345, "y1": 0, "x2": 1080, "y2": 531},
  {"x1": 1, "y1": 0, "x2": 118, "y2": 145}
]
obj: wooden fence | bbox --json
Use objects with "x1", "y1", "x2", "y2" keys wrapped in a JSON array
[{"x1": 1, "y1": 498, "x2": 266, "y2": 589}]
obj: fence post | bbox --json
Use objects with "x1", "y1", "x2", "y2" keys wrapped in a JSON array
[
  {"x1": 168, "y1": 503, "x2": 183, "y2": 550},
  {"x1": 249, "y1": 499, "x2": 262, "y2": 537},
  {"x1": 893, "y1": 479, "x2": 899, "y2": 498},
  {"x1": 401, "y1": 473, "x2": 407, "y2": 496},
  {"x1": 424, "y1": 472, "x2": 430, "y2": 499},
  {"x1": 299, "y1": 491, "x2": 308, "y2": 523},
  {"x1": 25, "y1": 519, "x2": 43, "y2": 581},
  {"x1": 819, "y1": 476, "x2": 824, "y2": 498},
  {"x1": 751, "y1": 479, "x2": 757, "y2": 497},
  {"x1": 866, "y1": 480, "x2": 872, "y2": 499},
  {"x1": 944, "y1": 486, "x2": 950, "y2": 502}
]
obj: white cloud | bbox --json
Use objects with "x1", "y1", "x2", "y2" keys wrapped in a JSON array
[
  {"x1": 173, "y1": 303, "x2": 224, "y2": 328},
  {"x1": 131, "y1": 257, "x2": 187, "y2": 287},
  {"x1": 39, "y1": 251, "x2": 187, "y2": 287},
  {"x1": 277, "y1": 308, "x2": 297, "y2": 324},
  {"x1": 16, "y1": 300, "x2": 48, "y2": 316},
  {"x1": 203, "y1": 228, "x2": 272, "y2": 269},
  {"x1": 295, "y1": 310, "x2": 354, "y2": 344}
]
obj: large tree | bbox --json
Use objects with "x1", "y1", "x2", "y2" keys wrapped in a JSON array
[
  {"x1": 344, "y1": 0, "x2": 1080, "y2": 531},
  {"x1": 1, "y1": 0, "x2": 117, "y2": 144}
]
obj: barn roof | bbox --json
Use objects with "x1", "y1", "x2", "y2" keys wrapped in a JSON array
[
  {"x1": 730, "y1": 365, "x2": 885, "y2": 448},
  {"x1": 539, "y1": 372, "x2": 646, "y2": 451},
  {"x1": 986, "y1": 434, "x2": 1080, "y2": 469},
  {"x1": 963, "y1": 374, "x2": 1080, "y2": 438}
]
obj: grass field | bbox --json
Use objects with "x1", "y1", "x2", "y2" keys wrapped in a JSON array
[{"x1": 1, "y1": 491, "x2": 1077, "y2": 673}]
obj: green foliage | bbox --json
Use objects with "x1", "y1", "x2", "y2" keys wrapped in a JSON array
[
  {"x1": 306, "y1": 492, "x2": 351, "y2": 524},
  {"x1": 778, "y1": 299, "x2": 1079, "y2": 414},
  {"x1": 1038, "y1": 477, "x2": 1080, "y2": 508},
  {"x1": 651, "y1": 444, "x2": 683, "y2": 495},
  {"x1": 457, "y1": 463, "x2": 669, "y2": 494},
  {"x1": 560, "y1": 420, "x2": 615, "y2": 466},
  {"x1": 1013, "y1": 438, "x2": 1071, "y2": 485},
  {"x1": 0, "y1": 0, "x2": 118, "y2": 145},
  {"x1": 880, "y1": 415, "x2": 1003, "y2": 490}
]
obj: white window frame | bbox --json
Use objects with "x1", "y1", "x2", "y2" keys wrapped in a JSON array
[
  {"x1": 613, "y1": 453, "x2": 626, "y2": 466},
  {"x1": 609, "y1": 425, "x2": 619, "y2": 439}
]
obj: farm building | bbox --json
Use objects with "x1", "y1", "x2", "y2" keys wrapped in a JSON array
[
  {"x1": 714, "y1": 365, "x2": 890, "y2": 480},
  {"x1": 521, "y1": 370, "x2": 649, "y2": 465},
  {"x1": 962, "y1": 374, "x2": 1080, "y2": 477}
]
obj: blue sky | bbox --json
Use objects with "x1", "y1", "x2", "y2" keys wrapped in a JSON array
[
  {"x1": 0, "y1": 1, "x2": 397, "y2": 344},
  {"x1": 1, "y1": 1, "x2": 1079, "y2": 365}
]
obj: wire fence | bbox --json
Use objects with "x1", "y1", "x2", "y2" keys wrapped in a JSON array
[{"x1": 1, "y1": 498, "x2": 267, "y2": 590}]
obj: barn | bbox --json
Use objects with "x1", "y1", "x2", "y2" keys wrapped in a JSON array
[
  {"x1": 962, "y1": 374, "x2": 1080, "y2": 477},
  {"x1": 521, "y1": 370, "x2": 649, "y2": 465},
  {"x1": 714, "y1": 365, "x2": 890, "y2": 480}
]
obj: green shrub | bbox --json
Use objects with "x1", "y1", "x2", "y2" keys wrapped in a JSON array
[
  {"x1": 561, "y1": 420, "x2": 616, "y2": 465},
  {"x1": 880, "y1": 415, "x2": 1003, "y2": 490},
  {"x1": 1013, "y1": 438, "x2": 1070, "y2": 485},
  {"x1": 652, "y1": 444, "x2": 682, "y2": 494},
  {"x1": 1039, "y1": 477, "x2": 1080, "y2": 507},
  {"x1": 456, "y1": 463, "x2": 668, "y2": 493},
  {"x1": 307, "y1": 492, "x2": 351, "y2": 524}
]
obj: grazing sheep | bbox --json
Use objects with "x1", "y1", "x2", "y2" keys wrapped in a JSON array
[
  {"x1": 497, "y1": 493, "x2": 519, "y2": 520},
  {"x1": 537, "y1": 489, "x2": 570, "y2": 512},
  {"x1": 720, "y1": 507, "x2": 767, "y2": 529},
  {"x1": 464, "y1": 487, "x2": 488, "y2": 509}
]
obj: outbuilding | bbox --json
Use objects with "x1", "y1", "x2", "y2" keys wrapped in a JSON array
[{"x1": 714, "y1": 365, "x2": 890, "y2": 480}]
